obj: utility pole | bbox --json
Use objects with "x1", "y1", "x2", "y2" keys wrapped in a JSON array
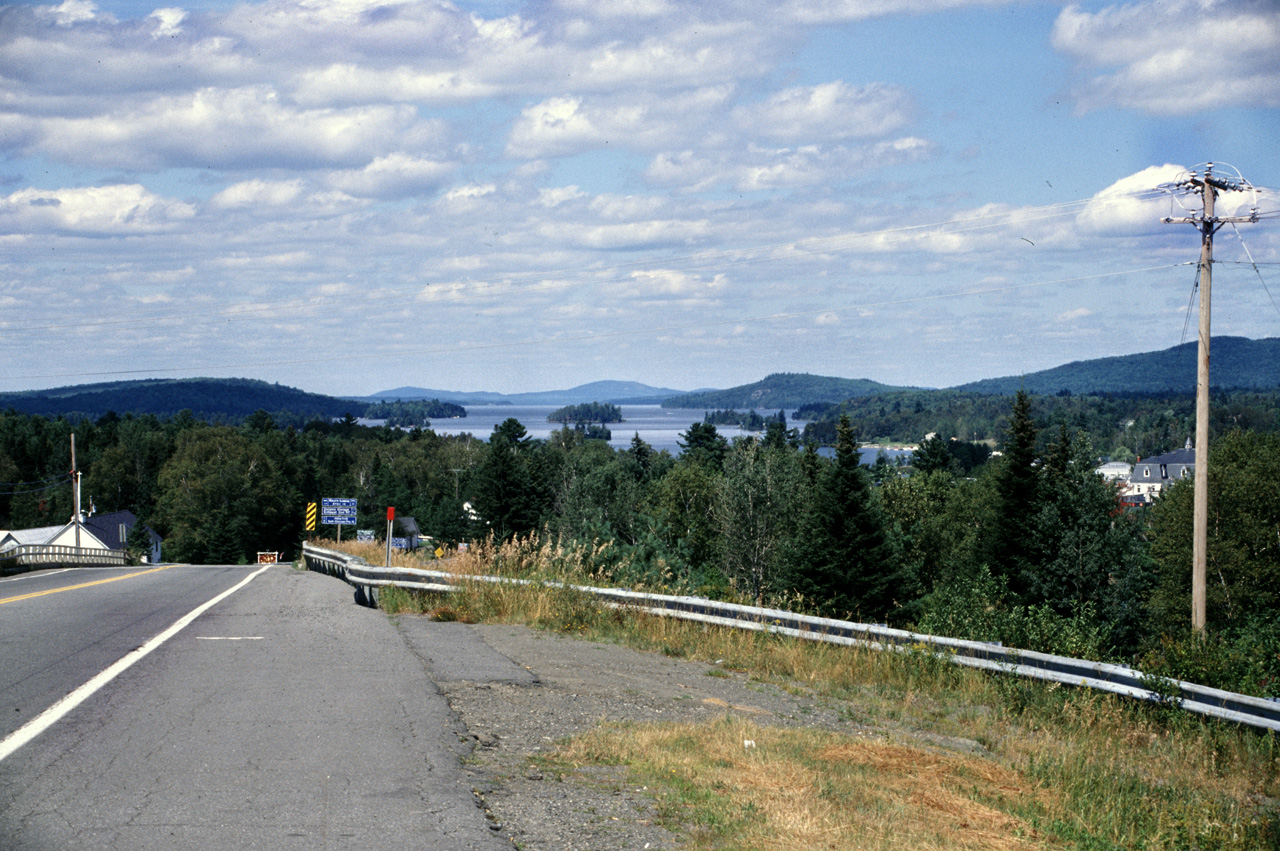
[
  {"x1": 70, "y1": 433, "x2": 81, "y2": 548},
  {"x1": 1161, "y1": 163, "x2": 1258, "y2": 633}
]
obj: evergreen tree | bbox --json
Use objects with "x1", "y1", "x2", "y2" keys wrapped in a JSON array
[
  {"x1": 626, "y1": 433, "x2": 653, "y2": 481},
  {"x1": 984, "y1": 390, "x2": 1040, "y2": 599},
  {"x1": 912, "y1": 434, "x2": 957, "y2": 476},
  {"x1": 471, "y1": 418, "x2": 544, "y2": 540},
  {"x1": 678, "y1": 422, "x2": 729, "y2": 470},
  {"x1": 1029, "y1": 428, "x2": 1151, "y2": 652},
  {"x1": 789, "y1": 415, "x2": 899, "y2": 620}
]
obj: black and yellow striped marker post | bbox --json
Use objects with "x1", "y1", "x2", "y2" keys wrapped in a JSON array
[{"x1": 305, "y1": 501, "x2": 317, "y2": 532}]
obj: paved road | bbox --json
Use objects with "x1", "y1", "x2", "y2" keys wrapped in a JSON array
[{"x1": 0, "y1": 565, "x2": 508, "y2": 850}]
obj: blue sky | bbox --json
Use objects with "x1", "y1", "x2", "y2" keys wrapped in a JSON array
[{"x1": 1, "y1": 0, "x2": 1277, "y2": 396}]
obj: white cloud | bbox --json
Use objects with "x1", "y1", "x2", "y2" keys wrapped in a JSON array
[
  {"x1": 644, "y1": 151, "x2": 719, "y2": 191},
  {"x1": 43, "y1": 0, "x2": 98, "y2": 27},
  {"x1": 622, "y1": 269, "x2": 727, "y2": 298},
  {"x1": 538, "y1": 186, "x2": 586, "y2": 207},
  {"x1": 1057, "y1": 307, "x2": 1093, "y2": 322},
  {"x1": 1052, "y1": 0, "x2": 1280, "y2": 114},
  {"x1": 14, "y1": 87, "x2": 440, "y2": 170},
  {"x1": 444, "y1": 183, "x2": 497, "y2": 202},
  {"x1": 211, "y1": 179, "x2": 306, "y2": 209},
  {"x1": 788, "y1": 0, "x2": 1016, "y2": 25},
  {"x1": 589, "y1": 194, "x2": 667, "y2": 219},
  {"x1": 1076, "y1": 164, "x2": 1188, "y2": 234},
  {"x1": 149, "y1": 8, "x2": 187, "y2": 38},
  {"x1": 539, "y1": 219, "x2": 710, "y2": 250},
  {"x1": 554, "y1": 0, "x2": 676, "y2": 19},
  {"x1": 505, "y1": 89, "x2": 732, "y2": 159},
  {"x1": 733, "y1": 81, "x2": 913, "y2": 143},
  {"x1": 326, "y1": 153, "x2": 456, "y2": 199},
  {"x1": 507, "y1": 97, "x2": 598, "y2": 159},
  {"x1": 292, "y1": 65, "x2": 499, "y2": 107},
  {"x1": 648, "y1": 136, "x2": 932, "y2": 192},
  {"x1": 0, "y1": 184, "x2": 194, "y2": 235}
]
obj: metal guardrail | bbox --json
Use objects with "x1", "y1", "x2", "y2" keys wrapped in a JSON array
[
  {"x1": 0, "y1": 544, "x2": 129, "y2": 574},
  {"x1": 301, "y1": 542, "x2": 1280, "y2": 733}
]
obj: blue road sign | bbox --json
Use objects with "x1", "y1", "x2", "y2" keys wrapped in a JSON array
[{"x1": 321, "y1": 497, "x2": 357, "y2": 524}]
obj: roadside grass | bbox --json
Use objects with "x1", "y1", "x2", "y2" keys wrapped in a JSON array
[
  {"x1": 308, "y1": 539, "x2": 439, "y2": 570},
  {"x1": 331, "y1": 537, "x2": 1280, "y2": 850},
  {"x1": 552, "y1": 715, "x2": 1047, "y2": 851}
]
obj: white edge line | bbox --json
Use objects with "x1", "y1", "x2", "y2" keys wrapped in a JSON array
[
  {"x1": 0, "y1": 568, "x2": 75, "y2": 584},
  {"x1": 0, "y1": 564, "x2": 272, "y2": 763}
]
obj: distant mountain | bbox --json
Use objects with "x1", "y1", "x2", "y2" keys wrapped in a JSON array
[
  {"x1": 662, "y1": 373, "x2": 918, "y2": 410},
  {"x1": 951, "y1": 337, "x2": 1280, "y2": 395},
  {"x1": 365, "y1": 380, "x2": 695, "y2": 406},
  {"x1": 364, "y1": 386, "x2": 512, "y2": 405},
  {"x1": 0, "y1": 378, "x2": 361, "y2": 421}
]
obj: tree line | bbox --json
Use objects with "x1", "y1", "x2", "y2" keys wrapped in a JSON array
[
  {"x1": 547, "y1": 402, "x2": 624, "y2": 424},
  {"x1": 2, "y1": 395, "x2": 1277, "y2": 695},
  {"x1": 800, "y1": 388, "x2": 1279, "y2": 461}
]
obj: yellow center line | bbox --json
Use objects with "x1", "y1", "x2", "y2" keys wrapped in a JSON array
[{"x1": 0, "y1": 565, "x2": 175, "y2": 605}]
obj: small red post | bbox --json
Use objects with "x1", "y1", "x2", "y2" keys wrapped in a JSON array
[{"x1": 385, "y1": 506, "x2": 395, "y2": 567}]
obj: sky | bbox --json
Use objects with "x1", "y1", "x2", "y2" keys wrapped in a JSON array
[{"x1": 1, "y1": 0, "x2": 1278, "y2": 397}]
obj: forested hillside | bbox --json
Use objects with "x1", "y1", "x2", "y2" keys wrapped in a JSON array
[
  {"x1": 953, "y1": 336, "x2": 1280, "y2": 395},
  {"x1": 664, "y1": 373, "x2": 914, "y2": 409},
  {"x1": 0, "y1": 378, "x2": 359, "y2": 422},
  {"x1": 0, "y1": 379, "x2": 468, "y2": 429},
  {"x1": 4, "y1": 394, "x2": 1279, "y2": 699},
  {"x1": 661, "y1": 337, "x2": 1280, "y2": 412}
]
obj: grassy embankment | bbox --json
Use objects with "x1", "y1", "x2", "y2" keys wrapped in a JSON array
[{"x1": 327, "y1": 537, "x2": 1280, "y2": 851}]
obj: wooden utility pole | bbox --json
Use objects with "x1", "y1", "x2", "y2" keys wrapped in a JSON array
[
  {"x1": 1162, "y1": 163, "x2": 1258, "y2": 633},
  {"x1": 70, "y1": 433, "x2": 81, "y2": 548}
]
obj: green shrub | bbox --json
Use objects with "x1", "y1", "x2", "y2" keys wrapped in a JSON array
[
  {"x1": 918, "y1": 564, "x2": 1110, "y2": 661},
  {"x1": 1139, "y1": 620, "x2": 1280, "y2": 698}
]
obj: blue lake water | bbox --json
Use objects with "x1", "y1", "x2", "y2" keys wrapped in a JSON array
[{"x1": 404, "y1": 405, "x2": 912, "y2": 465}]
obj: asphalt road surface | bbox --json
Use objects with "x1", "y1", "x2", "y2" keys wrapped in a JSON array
[{"x1": 0, "y1": 564, "x2": 509, "y2": 850}]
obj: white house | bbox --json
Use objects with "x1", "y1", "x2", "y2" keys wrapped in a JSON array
[
  {"x1": 0, "y1": 520, "x2": 111, "y2": 553},
  {"x1": 1095, "y1": 461, "x2": 1133, "y2": 482}
]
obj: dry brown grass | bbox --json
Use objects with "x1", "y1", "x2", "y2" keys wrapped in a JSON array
[
  {"x1": 556, "y1": 716, "x2": 1051, "y2": 851},
  {"x1": 312, "y1": 538, "x2": 436, "y2": 570}
]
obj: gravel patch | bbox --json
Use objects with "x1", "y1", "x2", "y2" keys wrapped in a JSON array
[{"x1": 392, "y1": 617, "x2": 986, "y2": 850}]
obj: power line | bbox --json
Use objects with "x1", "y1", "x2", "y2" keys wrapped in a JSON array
[
  {"x1": 1228, "y1": 222, "x2": 1280, "y2": 322},
  {"x1": 0, "y1": 475, "x2": 73, "y2": 497}
]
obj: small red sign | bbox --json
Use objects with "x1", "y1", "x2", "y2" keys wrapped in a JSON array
[{"x1": 387, "y1": 506, "x2": 395, "y2": 521}]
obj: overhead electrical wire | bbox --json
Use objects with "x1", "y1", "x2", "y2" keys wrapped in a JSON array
[
  {"x1": 0, "y1": 474, "x2": 73, "y2": 497},
  {"x1": 1229, "y1": 222, "x2": 1280, "y2": 322},
  {"x1": 1179, "y1": 264, "x2": 1201, "y2": 346}
]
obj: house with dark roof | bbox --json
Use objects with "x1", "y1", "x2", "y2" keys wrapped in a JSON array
[
  {"x1": 1127, "y1": 439, "x2": 1195, "y2": 500},
  {"x1": 82, "y1": 510, "x2": 163, "y2": 563}
]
